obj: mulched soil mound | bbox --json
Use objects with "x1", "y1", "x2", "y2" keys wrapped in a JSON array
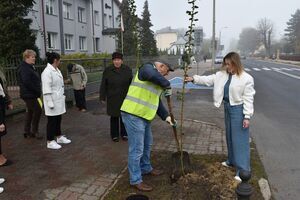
[{"x1": 104, "y1": 151, "x2": 264, "y2": 200}]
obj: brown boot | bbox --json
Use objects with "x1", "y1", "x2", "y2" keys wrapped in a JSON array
[
  {"x1": 144, "y1": 169, "x2": 164, "y2": 176},
  {"x1": 132, "y1": 182, "x2": 153, "y2": 192}
]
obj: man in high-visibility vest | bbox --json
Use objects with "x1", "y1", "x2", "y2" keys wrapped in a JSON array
[{"x1": 121, "y1": 61, "x2": 176, "y2": 192}]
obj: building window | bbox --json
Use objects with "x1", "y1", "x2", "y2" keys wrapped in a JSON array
[
  {"x1": 94, "y1": 11, "x2": 99, "y2": 25},
  {"x1": 45, "y1": 0, "x2": 55, "y2": 15},
  {"x1": 79, "y1": 36, "x2": 86, "y2": 50},
  {"x1": 78, "y1": 7, "x2": 86, "y2": 23},
  {"x1": 64, "y1": 34, "x2": 73, "y2": 50},
  {"x1": 63, "y1": 2, "x2": 72, "y2": 19},
  {"x1": 103, "y1": 13, "x2": 107, "y2": 29},
  {"x1": 47, "y1": 32, "x2": 57, "y2": 49},
  {"x1": 95, "y1": 38, "x2": 100, "y2": 52},
  {"x1": 32, "y1": 1, "x2": 39, "y2": 11},
  {"x1": 109, "y1": 15, "x2": 112, "y2": 28}
]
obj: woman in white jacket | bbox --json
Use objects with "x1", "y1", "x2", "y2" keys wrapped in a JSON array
[
  {"x1": 185, "y1": 52, "x2": 255, "y2": 181},
  {"x1": 42, "y1": 52, "x2": 71, "y2": 150}
]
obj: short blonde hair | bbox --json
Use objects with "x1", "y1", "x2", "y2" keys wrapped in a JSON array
[{"x1": 23, "y1": 49, "x2": 36, "y2": 60}]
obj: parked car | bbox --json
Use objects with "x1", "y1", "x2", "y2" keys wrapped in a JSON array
[{"x1": 214, "y1": 56, "x2": 223, "y2": 64}]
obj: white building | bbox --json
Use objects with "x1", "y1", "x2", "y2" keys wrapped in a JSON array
[
  {"x1": 27, "y1": 0, "x2": 121, "y2": 57},
  {"x1": 155, "y1": 26, "x2": 203, "y2": 55}
]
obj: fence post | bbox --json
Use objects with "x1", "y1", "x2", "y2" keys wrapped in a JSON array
[{"x1": 236, "y1": 170, "x2": 253, "y2": 200}]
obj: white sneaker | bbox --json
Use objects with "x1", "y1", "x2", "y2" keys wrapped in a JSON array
[
  {"x1": 0, "y1": 187, "x2": 3, "y2": 193},
  {"x1": 47, "y1": 140, "x2": 62, "y2": 150},
  {"x1": 221, "y1": 161, "x2": 231, "y2": 168},
  {"x1": 56, "y1": 136, "x2": 71, "y2": 144},
  {"x1": 0, "y1": 178, "x2": 5, "y2": 184},
  {"x1": 234, "y1": 175, "x2": 242, "y2": 182}
]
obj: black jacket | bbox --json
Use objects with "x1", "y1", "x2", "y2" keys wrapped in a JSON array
[
  {"x1": 100, "y1": 64, "x2": 132, "y2": 117},
  {"x1": 17, "y1": 61, "x2": 41, "y2": 99}
]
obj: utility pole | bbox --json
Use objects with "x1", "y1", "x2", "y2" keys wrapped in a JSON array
[
  {"x1": 218, "y1": 26, "x2": 228, "y2": 55},
  {"x1": 211, "y1": 0, "x2": 216, "y2": 71}
]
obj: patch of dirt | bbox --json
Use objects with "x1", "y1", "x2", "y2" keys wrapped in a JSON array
[{"x1": 104, "y1": 151, "x2": 265, "y2": 200}]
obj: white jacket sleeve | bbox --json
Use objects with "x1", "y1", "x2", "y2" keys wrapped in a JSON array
[
  {"x1": 242, "y1": 76, "x2": 255, "y2": 119},
  {"x1": 42, "y1": 71, "x2": 54, "y2": 108},
  {"x1": 192, "y1": 74, "x2": 216, "y2": 87}
]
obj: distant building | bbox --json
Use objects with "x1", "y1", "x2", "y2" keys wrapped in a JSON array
[
  {"x1": 168, "y1": 36, "x2": 186, "y2": 55},
  {"x1": 155, "y1": 26, "x2": 203, "y2": 55},
  {"x1": 155, "y1": 27, "x2": 178, "y2": 51},
  {"x1": 26, "y1": 0, "x2": 121, "y2": 57}
]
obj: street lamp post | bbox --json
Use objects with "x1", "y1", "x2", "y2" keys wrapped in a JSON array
[
  {"x1": 218, "y1": 26, "x2": 228, "y2": 55},
  {"x1": 211, "y1": 0, "x2": 216, "y2": 70}
]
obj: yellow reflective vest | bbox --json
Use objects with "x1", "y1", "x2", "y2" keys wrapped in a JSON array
[{"x1": 120, "y1": 69, "x2": 163, "y2": 121}]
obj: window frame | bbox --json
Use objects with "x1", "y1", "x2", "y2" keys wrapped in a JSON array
[
  {"x1": 79, "y1": 36, "x2": 87, "y2": 51},
  {"x1": 46, "y1": 0, "x2": 55, "y2": 15},
  {"x1": 78, "y1": 7, "x2": 86, "y2": 23},
  {"x1": 64, "y1": 34, "x2": 73, "y2": 50},
  {"x1": 47, "y1": 32, "x2": 57, "y2": 49},
  {"x1": 63, "y1": 2, "x2": 72, "y2": 19}
]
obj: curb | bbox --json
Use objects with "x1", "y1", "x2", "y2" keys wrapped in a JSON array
[{"x1": 258, "y1": 178, "x2": 272, "y2": 200}]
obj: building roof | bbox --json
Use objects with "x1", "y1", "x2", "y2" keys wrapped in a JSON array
[
  {"x1": 156, "y1": 27, "x2": 178, "y2": 34},
  {"x1": 172, "y1": 37, "x2": 187, "y2": 45}
]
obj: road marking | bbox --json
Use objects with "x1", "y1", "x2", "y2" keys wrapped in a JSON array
[
  {"x1": 272, "y1": 67, "x2": 281, "y2": 71},
  {"x1": 262, "y1": 67, "x2": 271, "y2": 71},
  {"x1": 244, "y1": 68, "x2": 251, "y2": 71},
  {"x1": 282, "y1": 68, "x2": 292, "y2": 71},
  {"x1": 253, "y1": 68, "x2": 261, "y2": 71},
  {"x1": 292, "y1": 68, "x2": 300, "y2": 71},
  {"x1": 275, "y1": 70, "x2": 300, "y2": 80}
]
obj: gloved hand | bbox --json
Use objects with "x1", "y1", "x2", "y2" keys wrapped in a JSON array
[
  {"x1": 164, "y1": 88, "x2": 172, "y2": 97},
  {"x1": 165, "y1": 116, "x2": 177, "y2": 127}
]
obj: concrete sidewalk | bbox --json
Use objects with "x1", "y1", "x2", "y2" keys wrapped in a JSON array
[{"x1": 0, "y1": 62, "x2": 227, "y2": 200}]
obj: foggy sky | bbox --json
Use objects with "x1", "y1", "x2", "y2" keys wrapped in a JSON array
[{"x1": 134, "y1": 0, "x2": 299, "y2": 52}]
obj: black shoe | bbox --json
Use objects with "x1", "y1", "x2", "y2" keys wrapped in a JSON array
[
  {"x1": 122, "y1": 136, "x2": 128, "y2": 141},
  {"x1": 112, "y1": 137, "x2": 119, "y2": 142},
  {"x1": 24, "y1": 133, "x2": 30, "y2": 138}
]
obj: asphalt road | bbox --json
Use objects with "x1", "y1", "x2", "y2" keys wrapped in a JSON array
[{"x1": 242, "y1": 59, "x2": 300, "y2": 200}]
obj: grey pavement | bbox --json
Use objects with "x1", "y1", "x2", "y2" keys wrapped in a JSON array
[{"x1": 0, "y1": 61, "x2": 227, "y2": 200}]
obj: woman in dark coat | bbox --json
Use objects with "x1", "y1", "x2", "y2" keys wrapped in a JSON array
[
  {"x1": 0, "y1": 70, "x2": 13, "y2": 167},
  {"x1": 100, "y1": 52, "x2": 132, "y2": 142}
]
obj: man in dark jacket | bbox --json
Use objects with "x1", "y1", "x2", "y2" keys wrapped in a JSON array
[
  {"x1": 100, "y1": 52, "x2": 132, "y2": 142},
  {"x1": 17, "y1": 49, "x2": 42, "y2": 139},
  {"x1": 120, "y1": 61, "x2": 176, "y2": 191}
]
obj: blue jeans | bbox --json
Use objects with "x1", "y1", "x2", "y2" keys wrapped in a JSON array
[
  {"x1": 121, "y1": 112, "x2": 153, "y2": 185},
  {"x1": 224, "y1": 103, "x2": 250, "y2": 175}
]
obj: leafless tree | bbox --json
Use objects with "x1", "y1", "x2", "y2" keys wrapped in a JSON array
[
  {"x1": 257, "y1": 18, "x2": 274, "y2": 57},
  {"x1": 238, "y1": 27, "x2": 260, "y2": 55}
]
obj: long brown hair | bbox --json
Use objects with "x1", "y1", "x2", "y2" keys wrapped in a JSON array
[{"x1": 222, "y1": 52, "x2": 244, "y2": 76}]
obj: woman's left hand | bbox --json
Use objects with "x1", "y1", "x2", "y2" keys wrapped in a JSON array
[{"x1": 243, "y1": 119, "x2": 250, "y2": 128}]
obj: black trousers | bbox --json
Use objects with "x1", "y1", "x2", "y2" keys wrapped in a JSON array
[
  {"x1": 47, "y1": 115, "x2": 62, "y2": 141},
  {"x1": 24, "y1": 98, "x2": 42, "y2": 134},
  {"x1": 110, "y1": 116, "x2": 127, "y2": 139},
  {"x1": 74, "y1": 89, "x2": 86, "y2": 110}
]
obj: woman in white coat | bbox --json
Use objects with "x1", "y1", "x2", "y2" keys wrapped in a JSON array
[
  {"x1": 185, "y1": 52, "x2": 255, "y2": 181},
  {"x1": 42, "y1": 52, "x2": 71, "y2": 150}
]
